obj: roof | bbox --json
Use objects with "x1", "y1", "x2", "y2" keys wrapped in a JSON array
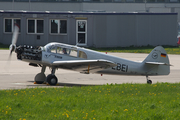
[{"x1": 0, "y1": 10, "x2": 177, "y2": 15}]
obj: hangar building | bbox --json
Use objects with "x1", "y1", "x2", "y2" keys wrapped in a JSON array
[{"x1": 0, "y1": 0, "x2": 179, "y2": 47}]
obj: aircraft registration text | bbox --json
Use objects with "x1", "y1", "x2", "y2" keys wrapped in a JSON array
[{"x1": 112, "y1": 63, "x2": 128, "y2": 72}]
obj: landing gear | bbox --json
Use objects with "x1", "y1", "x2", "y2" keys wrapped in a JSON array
[
  {"x1": 147, "y1": 80, "x2": 152, "y2": 84},
  {"x1": 34, "y1": 66, "x2": 58, "y2": 85},
  {"x1": 146, "y1": 75, "x2": 152, "y2": 84},
  {"x1": 34, "y1": 66, "x2": 46, "y2": 84},
  {"x1": 46, "y1": 68, "x2": 58, "y2": 85}
]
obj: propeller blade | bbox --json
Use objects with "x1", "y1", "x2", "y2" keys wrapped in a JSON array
[
  {"x1": 11, "y1": 24, "x2": 19, "y2": 45},
  {"x1": 9, "y1": 24, "x2": 19, "y2": 58},
  {"x1": 9, "y1": 44, "x2": 15, "y2": 56}
]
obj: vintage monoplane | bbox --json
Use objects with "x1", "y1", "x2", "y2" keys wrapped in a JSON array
[{"x1": 9, "y1": 25, "x2": 171, "y2": 85}]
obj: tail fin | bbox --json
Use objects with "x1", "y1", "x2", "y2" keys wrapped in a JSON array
[{"x1": 143, "y1": 46, "x2": 170, "y2": 75}]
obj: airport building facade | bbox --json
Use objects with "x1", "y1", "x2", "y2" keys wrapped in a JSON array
[{"x1": 0, "y1": 1, "x2": 179, "y2": 47}]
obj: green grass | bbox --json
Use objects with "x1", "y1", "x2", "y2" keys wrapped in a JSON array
[
  {"x1": 0, "y1": 83, "x2": 180, "y2": 119},
  {"x1": 0, "y1": 43, "x2": 9, "y2": 50},
  {"x1": 91, "y1": 45, "x2": 180, "y2": 54},
  {"x1": 1, "y1": 43, "x2": 180, "y2": 54}
]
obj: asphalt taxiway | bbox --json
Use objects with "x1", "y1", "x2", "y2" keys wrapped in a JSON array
[{"x1": 0, "y1": 50, "x2": 179, "y2": 90}]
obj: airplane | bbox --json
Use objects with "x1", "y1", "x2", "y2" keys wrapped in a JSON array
[{"x1": 9, "y1": 25, "x2": 171, "y2": 85}]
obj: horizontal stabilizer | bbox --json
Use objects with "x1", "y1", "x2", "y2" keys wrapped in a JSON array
[{"x1": 145, "y1": 62, "x2": 172, "y2": 66}]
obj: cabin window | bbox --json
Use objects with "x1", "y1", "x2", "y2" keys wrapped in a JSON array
[
  {"x1": 55, "y1": 47, "x2": 69, "y2": 55},
  {"x1": 69, "y1": 50, "x2": 77, "y2": 57},
  {"x1": 61, "y1": 48, "x2": 69, "y2": 54},
  {"x1": 49, "y1": 46, "x2": 77, "y2": 57},
  {"x1": 4, "y1": 18, "x2": 21, "y2": 33},
  {"x1": 79, "y1": 51, "x2": 87, "y2": 59},
  {"x1": 60, "y1": 48, "x2": 77, "y2": 58},
  {"x1": 27, "y1": 19, "x2": 44, "y2": 34},
  {"x1": 50, "y1": 47, "x2": 57, "y2": 53},
  {"x1": 56, "y1": 47, "x2": 62, "y2": 54},
  {"x1": 50, "y1": 19, "x2": 67, "y2": 34}
]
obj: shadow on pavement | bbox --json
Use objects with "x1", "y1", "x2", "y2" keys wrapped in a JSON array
[{"x1": 27, "y1": 81, "x2": 97, "y2": 87}]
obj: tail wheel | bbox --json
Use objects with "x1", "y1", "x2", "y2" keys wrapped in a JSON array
[
  {"x1": 46, "y1": 74, "x2": 58, "y2": 85},
  {"x1": 147, "y1": 80, "x2": 152, "y2": 84},
  {"x1": 146, "y1": 75, "x2": 152, "y2": 84}
]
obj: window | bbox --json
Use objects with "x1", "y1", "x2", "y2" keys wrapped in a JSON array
[
  {"x1": 4, "y1": 18, "x2": 21, "y2": 33},
  {"x1": 79, "y1": 51, "x2": 87, "y2": 59},
  {"x1": 60, "y1": 20, "x2": 67, "y2": 33},
  {"x1": 69, "y1": 49, "x2": 77, "y2": 57},
  {"x1": 50, "y1": 19, "x2": 67, "y2": 34},
  {"x1": 27, "y1": 19, "x2": 44, "y2": 34},
  {"x1": 76, "y1": 20, "x2": 87, "y2": 45},
  {"x1": 50, "y1": 46, "x2": 77, "y2": 57},
  {"x1": 51, "y1": 20, "x2": 58, "y2": 33}
]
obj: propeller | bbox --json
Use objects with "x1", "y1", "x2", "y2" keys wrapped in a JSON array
[
  {"x1": 4, "y1": 24, "x2": 19, "y2": 72},
  {"x1": 9, "y1": 24, "x2": 19, "y2": 57}
]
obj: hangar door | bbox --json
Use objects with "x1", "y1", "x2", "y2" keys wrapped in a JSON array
[{"x1": 76, "y1": 20, "x2": 87, "y2": 46}]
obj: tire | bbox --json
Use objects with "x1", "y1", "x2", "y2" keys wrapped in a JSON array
[
  {"x1": 46, "y1": 74, "x2": 58, "y2": 85},
  {"x1": 147, "y1": 80, "x2": 152, "y2": 84},
  {"x1": 35, "y1": 81, "x2": 44, "y2": 84},
  {"x1": 34, "y1": 73, "x2": 46, "y2": 84}
]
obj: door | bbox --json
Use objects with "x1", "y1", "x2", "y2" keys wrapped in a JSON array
[{"x1": 76, "y1": 20, "x2": 87, "y2": 46}]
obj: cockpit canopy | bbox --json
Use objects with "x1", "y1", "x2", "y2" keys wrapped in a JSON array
[{"x1": 44, "y1": 42, "x2": 87, "y2": 59}]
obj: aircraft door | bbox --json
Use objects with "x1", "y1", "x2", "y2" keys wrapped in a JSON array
[{"x1": 76, "y1": 20, "x2": 87, "y2": 46}]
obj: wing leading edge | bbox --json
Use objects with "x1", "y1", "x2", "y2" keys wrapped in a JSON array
[{"x1": 51, "y1": 59, "x2": 117, "y2": 74}]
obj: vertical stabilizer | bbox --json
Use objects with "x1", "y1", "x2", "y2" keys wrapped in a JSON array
[
  {"x1": 143, "y1": 46, "x2": 170, "y2": 75},
  {"x1": 143, "y1": 46, "x2": 169, "y2": 64}
]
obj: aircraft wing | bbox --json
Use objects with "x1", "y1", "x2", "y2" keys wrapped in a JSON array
[{"x1": 51, "y1": 59, "x2": 117, "y2": 74}]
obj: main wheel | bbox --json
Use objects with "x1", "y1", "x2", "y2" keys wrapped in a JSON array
[
  {"x1": 46, "y1": 74, "x2": 58, "y2": 85},
  {"x1": 147, "y1": 80, "x2": 152, "y2": 84},
  {"x1": 34, "y1": 73, "x2": 46, "y2": 84}
]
